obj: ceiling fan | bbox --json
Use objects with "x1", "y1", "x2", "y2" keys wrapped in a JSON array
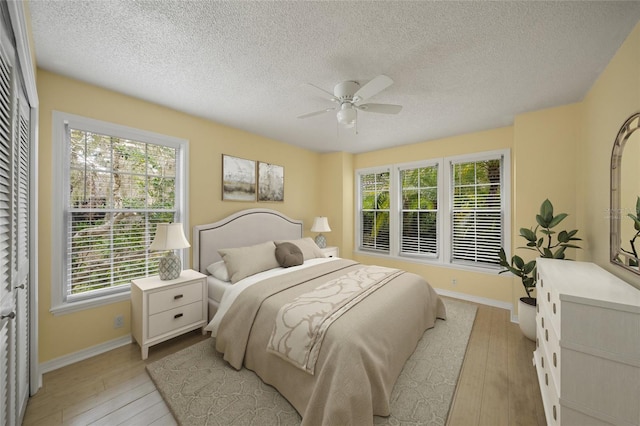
[{"x1": 297, "y1": 75, "x2": 402, "y2": 129}]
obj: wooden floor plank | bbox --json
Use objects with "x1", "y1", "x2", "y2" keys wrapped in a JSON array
[
  {"x1": 478, "y1": 307, "x2": 510, "y2": 425},
  {"x1": 65, "y1": 380, "x2": 157, "y2": 426},
  {"x1": 123, "y1": 400, "x2": 172, "y2": 425},
  {"x1": 88, "y1": 390, "x2": 164, "y2": 426},
  {"x1": 61, "y1": 372, "x2": 151, "y2": 421},
  {"x1": 446, "y1": 303, "x2": 492, "y2": 426}
]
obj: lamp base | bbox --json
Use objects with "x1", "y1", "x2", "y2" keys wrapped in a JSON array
[
  {"x1": 158, "y1": 252, "x2": 182, "y2": 280},
  {"x1": 314, "y1": 234, "x2": 327, "y2": 248}
]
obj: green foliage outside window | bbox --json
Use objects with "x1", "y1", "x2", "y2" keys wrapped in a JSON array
[{"x1": 68, "y1": 129, "x2": 177, "y2": 295}]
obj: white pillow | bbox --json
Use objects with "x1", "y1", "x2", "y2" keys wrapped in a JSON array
[
  {"x1": 218, "y1": 241, "x2": 279, "y2": 284},
  {"x1": 206, "y1": 260, "x2": 230, "y2": 282}
]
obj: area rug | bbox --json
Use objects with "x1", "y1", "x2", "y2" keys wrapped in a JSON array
[{"x1": 147, "y1": 298, "x2": 477, "y2": 426}]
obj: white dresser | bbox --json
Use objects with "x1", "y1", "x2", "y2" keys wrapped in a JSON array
[{"x1": 535, "y1": 258, "x2": 640, "y2": 426}]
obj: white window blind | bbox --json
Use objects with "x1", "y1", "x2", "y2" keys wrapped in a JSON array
[
  {"x1": 400, "y1": 164, "x2": 438, "y2": 257},
  {"x1": 451, "y1": 157, "x2": 503, "y2": 267},
  {"x1": 359, "y1": 170, "x2": 390, "y2": 252},
  {"x1": 66, "y1": 127, "x2": 178, "y2": 301}
]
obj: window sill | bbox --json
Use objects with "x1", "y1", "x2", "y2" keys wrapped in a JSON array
[
  {"x1": 50, "y1": 291, "x2": 131, "y2": 316},
  {"x1": 354, "y1": 249, "x2": 503, "y2": 275}
]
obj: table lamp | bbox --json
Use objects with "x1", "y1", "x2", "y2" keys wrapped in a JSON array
[
  {"x1": 149, "y1": 223, "x2": 190, "y2": 280},
  {"x1": 311, "y1": 217, "x2": 331, "y2": 248}
]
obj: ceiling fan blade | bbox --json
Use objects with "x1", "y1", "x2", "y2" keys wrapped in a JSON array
[
  {"x1": 353, "y1": 75, "x2": 394, "y2": 102},
  {"x1": 297, "y1": 108, "x2": 335, "y2": 119},
  {"x1": 356, "y1": 103, "x2": 402, "y2": 114},
  {"x1": 304, "y1": 83, "x2": 339, "y2": 102}
]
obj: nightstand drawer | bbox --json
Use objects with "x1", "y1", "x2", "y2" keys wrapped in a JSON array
[
  {"x1": 320, "y1": 246, "x2": 339, "y2": 258},
  {"x1": 148, "y1": 282, "x2": 203, "y2": 315},
  {"x1": 148, "y1": 301, "x2": 204, "y2": 338}
]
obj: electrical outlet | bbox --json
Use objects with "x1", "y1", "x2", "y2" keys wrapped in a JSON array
[
  {"x1": 451, "y1": 278, "x2": 457, "y2": 286},
  {"x1": 114, "y1": 314, "x2": 124, "y2": 328}
]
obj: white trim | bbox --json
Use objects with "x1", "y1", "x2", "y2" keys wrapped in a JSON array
[
  {"x1": 435, "y1": 288, "x2": 516, "y2": 322},
  {"x1": 50, "y1": 291, "x2": 131, "y2": 316},
  {"x1": 50, "y1": 111, "x2": 189, "y2": 314},
  {"x1": 6, "y1": 1, "x2": 38, "y2": 108},
  {"x1": 38, "y1": 335, "x2": 132, "y2": 377}
]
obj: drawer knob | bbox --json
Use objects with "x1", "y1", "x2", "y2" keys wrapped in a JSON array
[
  {"x1": 174, "y1": 294, "x2": 184, "y2": 300},
  {"x1": 553, "y1": 352, "x2": 557, "y2": 367},
  {"x1": 536, "y1": 338, "x2": 539, "y2": 348},
  {"x1": 553, "y1": 405, "x2": 557, "y2": 421},
  {"x1": 553, "y1": 303, "x2": 556, "y2": 314},
  {"x1": 545, "y1": 329, "x2": 548, "y2": 342},
  {"x1": 540, "y1": 278, "x2": 543, "y2": 288},
  {"x1": 547, "y1": 292, "x2": 550, "y2": 302},
  {"x1": 545, "y1": 373, "x2": 548, "y2": 386},
  {"x1": 541, "y1": 356, "x2": 545, "y2": 368},
  {"x1": 174, "y1": 313, "x2": 184, "y2": 319},
  {"x1": 541, "y1": 317, "x2": 544, "y2": 328}
]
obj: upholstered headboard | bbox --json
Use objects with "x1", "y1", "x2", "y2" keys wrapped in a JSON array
[{"x1": 192, "y1": 208, "x2": 303, "y2": 274}]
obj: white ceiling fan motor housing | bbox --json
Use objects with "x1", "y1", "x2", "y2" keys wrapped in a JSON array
[{"x1": 333, "y1": 81, "x2": 360, "y2": 101}]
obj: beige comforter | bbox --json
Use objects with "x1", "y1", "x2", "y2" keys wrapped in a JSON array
[{"x1": 216, "y1": 259, "x2": 446, "y2": 426}]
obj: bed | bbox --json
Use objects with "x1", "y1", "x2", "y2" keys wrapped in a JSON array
[{"x1": 193, "y1": 208, "x2": 446, "y2": 426}]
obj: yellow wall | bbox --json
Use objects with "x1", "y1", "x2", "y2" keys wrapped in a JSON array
[
  {"x1": 580, "y1": 21, "x2": 640, "y2": 288},
  {"x1": 317, "y1": 152, "x2": 354, "y2": 257},
  {"x1": 37, "y1": 70, "x2": 321, "y2": 363}
]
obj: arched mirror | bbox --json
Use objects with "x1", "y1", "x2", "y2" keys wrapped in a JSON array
[{"x1": 611, "y1": 112, "x2": 640, "y2": 274}]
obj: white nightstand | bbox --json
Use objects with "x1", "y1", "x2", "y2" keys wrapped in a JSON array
[
  {"x1": 131, "y1": 269, "x2": 207, "y2": 359},
  {"x1": 320, "y1": 246, "x2": 339, "y2": 258}
]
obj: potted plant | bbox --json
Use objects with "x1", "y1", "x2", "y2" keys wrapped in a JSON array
[{"x1": 499, "y1": 199, "x2": 581, "y2": 340}]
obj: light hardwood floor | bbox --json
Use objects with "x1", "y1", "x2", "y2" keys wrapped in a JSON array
[{"x1": 23, "y1": 301, "x2": 545, "y2": 426}]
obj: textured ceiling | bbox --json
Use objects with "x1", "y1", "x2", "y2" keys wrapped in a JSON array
[{"x1": 29, "y1": 1, "x2": 640, "y2": 154}]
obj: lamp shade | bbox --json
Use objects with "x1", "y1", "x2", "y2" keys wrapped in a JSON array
[
  {"x1": 149, "y1": 223, "x2": 190, "y2": 251},
  {"x1": 337, "y1": 104, "x2": 356, "y2": 127},
  {"x1": 311, "y1": 217, "x2": 331, "y2": 233}
]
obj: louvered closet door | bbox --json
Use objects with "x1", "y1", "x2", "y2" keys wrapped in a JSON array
[
  {"x1": 0, "y1": 32, "x2": 16, "y2": 426},
  {"x1": 13, "y1": 87, "x2": 29, "y2": 422}
]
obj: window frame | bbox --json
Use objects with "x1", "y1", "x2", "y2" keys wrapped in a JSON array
[
  {"x1": 397, "y1": 159, "x2": 442, "y2": 260},
  {"x1": 356, "y1": 166, "x2": 391, "y2": 254},
  {"x1": 355, "y1": 149, "x2": 511, "y2": 273},
  {"x1": 51, "y1": 112, "x2": 189, "y2": 315}
]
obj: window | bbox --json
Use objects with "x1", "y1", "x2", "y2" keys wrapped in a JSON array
[
  {"x1": 451, "y1": 158, "x2": 503, "y2": 267},
  {"x1": 400, "y1": 163, "x2": 439, "y2": 257},
  {"x1": 52, "y1": 112, "x2": 188, "y2": 314},
  {"x1": 356, "y1": 150, "x2": 510, "y2": 271},
  {"x1": 358, "y1": 169, "x2": 390, "y2": 253}
]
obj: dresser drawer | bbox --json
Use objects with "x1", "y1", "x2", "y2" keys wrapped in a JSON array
[
  {"x1": 148, "y1": 301, "x2": 204, "y2": 338},
  {"x1": 535, "y1": 348, "x2": 561, "y2": 425},
  {"x1": 148, "y1": 281, "x2": 203, "y2": 315},
  {"x1": 538, "y1": 275, "x2": 561, "y2": 337}
]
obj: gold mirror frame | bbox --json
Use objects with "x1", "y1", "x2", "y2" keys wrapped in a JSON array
[{"x1": 611, "y1": 112, "x2": 640, "y2": 274}]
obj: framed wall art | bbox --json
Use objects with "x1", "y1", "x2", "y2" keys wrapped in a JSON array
[
  {"x1": 222, "y1": 154, "x2": 256, "y2": 201},
  {"x1": 258, "y1": 162, "x2": 284, "y2": 202}
]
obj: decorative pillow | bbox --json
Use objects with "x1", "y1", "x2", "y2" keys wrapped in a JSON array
[
  {"x1": 218, "y1": 241, "x2": 279, "y2": 284},
  {"x1": 206, "y1": 260, "x2": 230, "y2": 282},
  {"x1": 274, "y1": 237, "x2": 324, "y2": 261},
  {"x1": 275, "y1": 242, "x2": 304, "y2": 268}
]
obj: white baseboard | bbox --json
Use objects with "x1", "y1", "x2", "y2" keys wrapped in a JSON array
[
  {"x1": 37, "y1": 335, "x2": 133, "y2": 382},
  {"x1": 435, "y1": 288, "x2": 518, "y2": 323}
]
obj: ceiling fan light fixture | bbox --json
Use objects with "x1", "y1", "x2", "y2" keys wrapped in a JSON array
[{"x1": 337, "y1": 103, "x2": 357, "y2": 127}]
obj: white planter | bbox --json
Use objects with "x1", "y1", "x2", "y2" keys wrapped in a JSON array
[{"x1": 518, "y1": 297, "x2": 537, "y2": 341}]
